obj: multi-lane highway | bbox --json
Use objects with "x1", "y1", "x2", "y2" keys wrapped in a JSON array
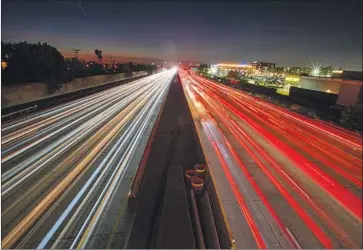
[
  {"x1": 1, "y1": 69, "x2": 176, "y2": 249},
  {"x1": 179, "y1": 70, "x2": 362, "y2": 249}
]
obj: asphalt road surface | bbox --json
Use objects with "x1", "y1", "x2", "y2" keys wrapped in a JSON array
[
  {"x1": 179, "y1": 70, "x2": 362, "y2": 249},
  {"x1": 1, "y1": 69, "x2": 176, "y2": 249}
]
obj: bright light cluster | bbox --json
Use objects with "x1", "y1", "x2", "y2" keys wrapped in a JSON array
[
  {"x1": 311, "y1": 67, "x2": 320, "y2": 76},
  {"x1": 285, "y1": 76, "x2": 300, "y2": 82}
]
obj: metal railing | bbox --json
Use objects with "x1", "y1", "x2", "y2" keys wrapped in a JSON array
[{"x1": 2, "y1": 105, "x2": 37, "y2": 119}]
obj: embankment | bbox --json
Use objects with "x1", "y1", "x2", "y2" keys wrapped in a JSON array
[{"x1": 1, "y1": 71, "x2": 147, "y2": 108}]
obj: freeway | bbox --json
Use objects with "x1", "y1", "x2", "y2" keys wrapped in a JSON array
[
  {"x1": 1, "y1": 68, "x2": 176, "y2": 249},
  {"x1": 179, "y1": 70, "x2": 362, "y2": 249}
]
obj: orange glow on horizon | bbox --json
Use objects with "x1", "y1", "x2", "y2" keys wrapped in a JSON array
[
  {"x1": 60, "y1": 51, "x2": 161, "y2": 63},
  {"x1": 216, "y1": 63, "x2": 252, "y2": 68}
]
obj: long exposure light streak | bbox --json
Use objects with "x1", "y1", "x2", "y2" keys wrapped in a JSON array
[
  {"x1": 1, "y1": 69, "x2": 176, "y2": 249},
  {"x1": 179, "y1": 70, "x2": 362, "y2": 249}
]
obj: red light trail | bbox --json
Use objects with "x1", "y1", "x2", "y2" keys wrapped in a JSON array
[{"x1": 179, "y1": 70, "x2": 362, "y2": 249}]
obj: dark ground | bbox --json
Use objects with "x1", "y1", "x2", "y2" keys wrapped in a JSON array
[{"x1": 126, "y1": 74, "x2": 203, "y2": 248}]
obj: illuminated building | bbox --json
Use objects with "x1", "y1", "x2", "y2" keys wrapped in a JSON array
[
  {"x1": 252, "y1": 61, "x2": 275, "y2": 71},
  {"x1": 285, "y1": 75, "x2": 300, "y2": 83},
  {"x1": 210, "y1": 63, "x2": 252, "y2": 77}
]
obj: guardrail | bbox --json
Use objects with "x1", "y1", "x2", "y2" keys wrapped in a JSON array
[{"x1": 2, "y1": 105, "x2": 37, "y2": 119}]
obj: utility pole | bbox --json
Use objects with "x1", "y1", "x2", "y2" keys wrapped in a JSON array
[{"x1": 73, "y1": 49, "x2": 81, "y2": 59}]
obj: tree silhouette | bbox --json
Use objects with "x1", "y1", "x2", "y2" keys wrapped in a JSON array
[
  {"x1": 94, "y1": 49, "x2": 103, "y2": 63},
  {"x1": 2, "y1": 41, "x2": 69, "y2": 93},
  {"x1": 320, "y1": 65, "x2": 334, "y2": 76},
  {"x1": 94, "y1": 49, "x2": 99, "y2": 63},
  {"x1": 2, "y1": 42, "x2": 158, "y2": 94},
  {"x1": 98, "y1": 50, "x2": 102, "y2": 63}
]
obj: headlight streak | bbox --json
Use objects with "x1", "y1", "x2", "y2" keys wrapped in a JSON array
[
  {"x1": 37, "y1": 74, "x2": 171, "y2": 249},
  {"x1": 2, "y1": 77, "x2": 159, "y2": 162},
  {"x1": 1, "y1": 76, "x2": 152, "y2": 134},
  {"x1": 1, "y1": 80, "x2": 145, "y2": 147},
  {"x1": 1, "y1": 74, "x2": 171, "y2": 195},
  {"x1": 1, "y1": 69, "x2": 175, "y2": 249}
]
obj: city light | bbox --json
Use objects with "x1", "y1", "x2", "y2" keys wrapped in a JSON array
[
  {"x1": 2, "y1": 61, "x2": 8, "y2": 69},
  {"x1": 211, "y1": 65, "x2": 218, "y2": 75},
  {"x1": 179, "y1": 71, "x2": 363, "y2": 249},
  {"x1": 285, "y1": 76, "x2": 300, "y2": 82},
  {"x1": 215, "y1": 63, "x2": 252, "y2": 68},
  {"x1": 309, "y1": 59, "x2": 322, "y2": 77},
  {"x1": 2, "y1": 1, "x2": 362, "y2": 248},
  {"x1": 311, "y1": 66, "x2": 320, "y2": 77}
]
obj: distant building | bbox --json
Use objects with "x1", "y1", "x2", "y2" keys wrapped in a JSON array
[
  {"x1": 252, "y1": 61, "x2": 275, "y2": 71},
  {"x1": 210, "y1": 63, "x2": 252, "y2": 77},
  {"x1": 286, "y1": 66, "x2": 311, "y2": 75}
]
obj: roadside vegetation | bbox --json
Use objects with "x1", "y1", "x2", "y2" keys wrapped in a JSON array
[{"x1": 1, "y1": 41, "x2": 157, "y2": 94}]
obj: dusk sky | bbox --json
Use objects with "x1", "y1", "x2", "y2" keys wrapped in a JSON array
[{"x1": 2, "y1": 0, "x2": 362, "y2": 70}]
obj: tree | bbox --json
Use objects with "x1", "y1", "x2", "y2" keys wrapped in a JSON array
[
  {"x1": 2, "y1": 41, "x2": 69, "y2": 94},
  {"x1": 94, "y1": 49, "x2": 103, "y2": 63},
  {"x1": 320, "y1": 65, "x2": 334, "y2": 76},
  {"x1": 66, "y1": 58, "x2": 88, "y2": 78},
  {"x1": 88, "y1": 62, "x2": 103, "y2": 76},
  {"x1": 145, "y1": 64, "x2": 157, "y2": 75},
  {"x1": 124, "y1": 62, "x2": 133, "y2": 77},
  {"x1": 98, "y1": 50, "x2": 102, "y2": 63},
  {"x1": 2, "y1": 42, "x2": 158, "y2": 94},
  {"x1": 94, "y1": 49, "x2": 98, "y2": 62}
]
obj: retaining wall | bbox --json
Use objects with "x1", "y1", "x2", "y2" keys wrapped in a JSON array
[{"x1": 1, "y1": 71, "x2": 147, "y2": 108}]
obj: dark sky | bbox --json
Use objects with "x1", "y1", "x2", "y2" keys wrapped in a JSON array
[{"x1": 2, "y1": 0, "x2": 362, "y2": 70}]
